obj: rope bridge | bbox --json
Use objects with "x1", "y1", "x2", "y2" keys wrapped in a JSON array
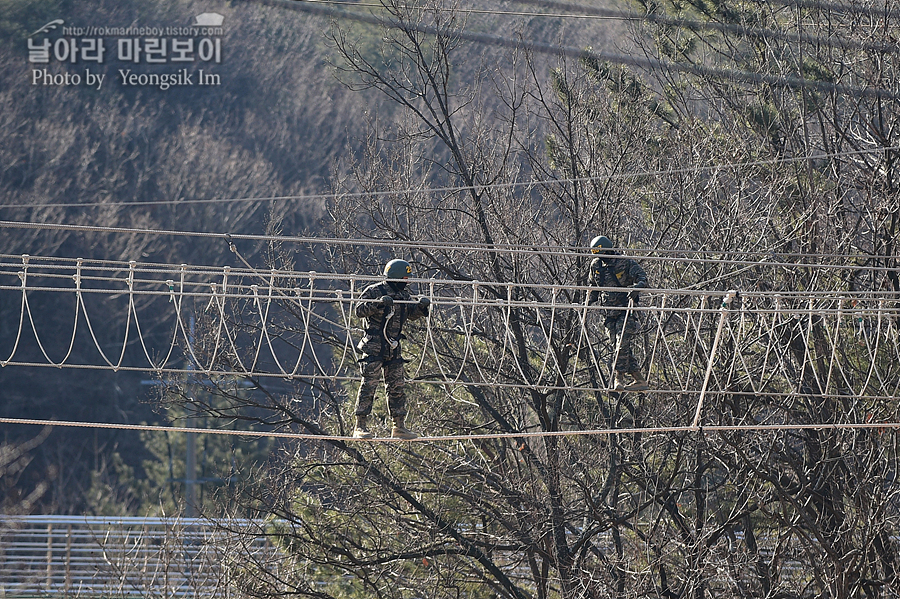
[{"x1": 1, "y1": 253, "x2": 897, "y2": 420}]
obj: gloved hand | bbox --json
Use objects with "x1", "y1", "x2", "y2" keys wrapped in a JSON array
[
  {"x1": 381, "y1": 295, "x2": 393, "y2": 307},
  {"x1": 628, "y1": 289, "x2": 640, "y2": 301},
  {"x1": 418, "y1": 296, "x2": 431, "y2": 307}
]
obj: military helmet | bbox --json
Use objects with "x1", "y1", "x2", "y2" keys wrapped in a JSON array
[
  {"x1": 590, "y1": 235, "x2": 613, "y2": 254},
  {"x1": 384, "y1": 258, "x2": 412, "y2": 280}
]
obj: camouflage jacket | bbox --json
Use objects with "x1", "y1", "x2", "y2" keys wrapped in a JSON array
[
  {"x1": 588, "y1": 255, "x2": 649, "y2": 310},
  {"x1": 355, "y1": 281, "x2": 428, "y2": 361}
]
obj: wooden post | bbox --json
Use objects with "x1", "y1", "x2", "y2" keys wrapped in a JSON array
[
  {"x1": 45, "y1": 523, "x2": 53, "y2": 591},
  {"x1": 65, "y1": 524, "x2": 72, "y2": 595}
]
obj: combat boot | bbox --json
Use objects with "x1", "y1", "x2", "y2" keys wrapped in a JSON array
[
  {"x1": 352, "y1": 415, "x2": 375, "y2": 439},
  {"x1": 391, "y1": 416, "x2": 418, "y2": 440},
  {"x1": 613, "y1": 371, "x2": 628, "y2": 391},
  {"x1": 626, "y1": 371, "x2": 650, "y2": 392}
]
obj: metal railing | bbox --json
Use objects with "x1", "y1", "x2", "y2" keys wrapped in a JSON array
[{"x1": 0, "y1": 515, "x2": 277, "y2": 597}]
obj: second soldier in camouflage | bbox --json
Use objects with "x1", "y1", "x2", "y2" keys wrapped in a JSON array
[{"x1": 588, "y1": 235, "x2": 650, "y2": 392}]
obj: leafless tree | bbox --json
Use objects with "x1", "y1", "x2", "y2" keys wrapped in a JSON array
[{"x1": 153, "y1": 0, "x2": 900, "y2": 597}]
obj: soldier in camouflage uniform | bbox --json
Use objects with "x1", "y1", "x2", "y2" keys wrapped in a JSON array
[
  {"x1": 587, "y1": 235, "x2": 650, "y2": 392},
  {"x1": 352, "y1": 258, "x2": 431, "y2": 440}
]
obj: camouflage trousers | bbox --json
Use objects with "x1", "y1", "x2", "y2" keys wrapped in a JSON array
[
  {"x1": 605, "y1": 313, "x2": 640, "y2": 373},
  {"x1": 355, "y1": 359, "x2": 407, "y2": 419}
]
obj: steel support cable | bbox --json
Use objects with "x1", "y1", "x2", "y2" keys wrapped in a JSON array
[
  {"x1": 0, "y1": 257, "x2": 270, "y2": 280},
  {"x1": 0, "y1": 277, "x2": 281, "y2": 300},
  {"x1": 1, "y1": 144, "x2": 899, "y2": 211},
  {"x1": 0, "y1": 271, "x2": 263, "y2": 296},
  {"x1": 769, "y1": 0, "x2": 900, "y2": 19},
  {"x1": 310, "y1": 0, "x2": 900, "y2": 52},
  {"x1": 503, "y1": 0, "x2": 900, "y2": 53},
  {"x1": 3, "y1": 415, "x2": 900, "y2": 443},
  {"x1": 3, "y1": 227, "x2": 900, "y2": 270},
  {"x1": 253, "y1": 0, "x2": 899, "y2": 99}
]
